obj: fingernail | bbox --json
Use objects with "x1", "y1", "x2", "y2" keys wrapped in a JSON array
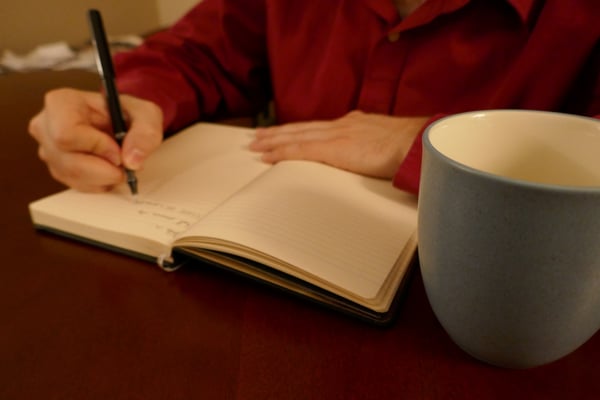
[
  {"x1": 248, "y1": 139, "x2": 259, "y2": 150},
  {"x1": 106, "y1": 151, "x2": 122, "y2": 166},
  {"x1": 261, "y1": 152, "x2": 274, "y2": 163},
  {"x1": 254, "y1": 127, "x2": 268, "y2": 137},
  {"x1": 125, "y1": 148, "x2": 145, "y2": 170}
]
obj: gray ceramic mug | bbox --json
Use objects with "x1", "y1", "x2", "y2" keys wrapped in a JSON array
[{"x1": 418, "y1": 110, "x2": 600, "y2": 368}]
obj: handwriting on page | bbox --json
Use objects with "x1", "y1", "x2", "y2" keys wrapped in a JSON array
[{"x1": 134, "y1": 199, "x2": 203, "y2": 240}]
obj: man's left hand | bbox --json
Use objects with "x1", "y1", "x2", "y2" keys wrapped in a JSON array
[{"x1": 249, "y1": 110, "x2": 430, "y2": 179}]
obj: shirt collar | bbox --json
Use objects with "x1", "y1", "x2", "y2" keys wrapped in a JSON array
[
  {"x1": 362, "y1": 0, "x2": 539, "y2": 26},
  {"x1": 506, "y1": 0, "x2": 539, "y2": 24}
]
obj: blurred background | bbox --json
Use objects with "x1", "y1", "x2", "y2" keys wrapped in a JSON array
[{"x1": 0, "y1": 0, "x2": 197, "y2": 53}]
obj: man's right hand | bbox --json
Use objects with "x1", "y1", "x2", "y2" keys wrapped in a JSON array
[{"x1": 28, "y1": 88, "x2": 163, "y2": 192}]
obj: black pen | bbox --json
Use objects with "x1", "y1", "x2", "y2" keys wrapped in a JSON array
[{"x1": 87, "y1": 9, "x2": 138, "y2": 198}]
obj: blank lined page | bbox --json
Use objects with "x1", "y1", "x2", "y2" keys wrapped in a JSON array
[{"x1": 180, "y1": 161, "x2": 418, "y2": 299}]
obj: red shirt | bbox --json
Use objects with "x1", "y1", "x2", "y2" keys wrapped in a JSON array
[{"x1": 114, "y1": 0, "x2": 600, "y2": 194}]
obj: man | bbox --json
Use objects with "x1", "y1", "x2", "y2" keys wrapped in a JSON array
[{"x1": 29, "y1": 0, "x2": 600, "y2": 194}]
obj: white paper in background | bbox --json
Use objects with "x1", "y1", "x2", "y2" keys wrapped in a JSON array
[
  {"x1": 0, "y1": 35, "x2": 143, "y2": 72},
  {"x1": 1, "y1": 42, "x2": 75, "y2": 71}
]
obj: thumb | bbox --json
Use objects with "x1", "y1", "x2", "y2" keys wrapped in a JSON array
[{"x1": 119, "y1": 95, "x2": 164, "y2": 170}]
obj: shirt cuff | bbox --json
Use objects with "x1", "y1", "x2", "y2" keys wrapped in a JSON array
[{"x1": 393, "y1": 114, "x2": 448, "y2": 195}]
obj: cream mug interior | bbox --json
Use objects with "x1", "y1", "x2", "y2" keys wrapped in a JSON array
[
  {"x1": 428, "y1": 110, "x2": 600, "y2": 186},
  {"x1": 418, "y1": 110, "x2": 600, "y2": 368}
]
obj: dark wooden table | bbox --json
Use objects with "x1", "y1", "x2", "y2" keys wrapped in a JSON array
[{"x1": 1, "y1": 70, "x2": 599, "y2": 400}]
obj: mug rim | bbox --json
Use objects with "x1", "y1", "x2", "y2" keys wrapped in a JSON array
[{"x1": 423, "y1": 109, "x2": 600, "y2": 194}]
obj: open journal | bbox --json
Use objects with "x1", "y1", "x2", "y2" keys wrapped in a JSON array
[{"x1": 29, "y1": 123, "x2": 418, "y2": 324}]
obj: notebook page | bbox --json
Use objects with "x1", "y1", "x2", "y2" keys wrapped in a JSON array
[
  {"x1": 30, "y1": 123, "x2": 270, "y2": 258},
  {"x1": 178, "y1": 160, "x2": 418, "y2": 299}
]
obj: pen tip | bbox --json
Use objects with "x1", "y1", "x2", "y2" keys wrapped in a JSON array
[{"x1": 126, "y1": 170, "x2": 139, "y2": 199}]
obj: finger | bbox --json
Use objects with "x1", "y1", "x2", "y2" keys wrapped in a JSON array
[
  {"x1": 261, "y1": 139, "x2": 337, "y2": 165},
  {"x1": 35, "y1": 89, "x2": 122, "y2": 165},
  {"x1": 255, "y1": 120, "x2": 333, "y2": 138},
  {"x1": 46, "y1": 151, "x2": 125, "y2": 193},
  {"x1": 50, "y1": 123, "x2": 123, "y2": 166},
  {"x1": 28, "y1": 111, "x2": 44, "y2": 142},
  {"x1": 251, "y1": 124, "x2": 338, "y2": 152},
  {"x1": 45, "y1": 89, "x2": 112, "y2": 130},
  {"x1": 120, "y1": 96, "x2": 164, "y2": 170},
  {"x1": 30, "y1": 111, "x2": 122, "y2": 168}
]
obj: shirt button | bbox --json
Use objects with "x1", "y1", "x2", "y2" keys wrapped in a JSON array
[{"x1": 387, "y1": 32, "x2": 400, "y2": 42}]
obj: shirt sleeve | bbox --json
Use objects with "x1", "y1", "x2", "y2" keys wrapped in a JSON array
[{"x1": 113, "y1": 0, "x2": 270, "y2": 133}]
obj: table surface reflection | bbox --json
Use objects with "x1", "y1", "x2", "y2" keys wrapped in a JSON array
[{"x1": 1, "y1": 70, "x2": 599, "y2": 400}]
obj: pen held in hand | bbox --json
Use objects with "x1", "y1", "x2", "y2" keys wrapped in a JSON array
[{"x1": 87, "y1": 8, "x2": 138, "y2": 199}]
